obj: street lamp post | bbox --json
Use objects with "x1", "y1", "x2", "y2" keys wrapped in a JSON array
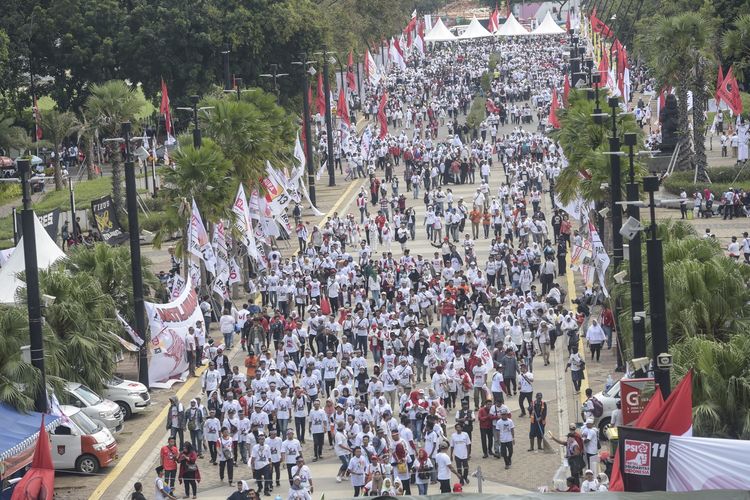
[
  {"x1": 177, "y1": 96, "x2": 214, "y2": 150},
  {"x1": 293, "y1": 53, "x2": 317, "y2": 206},
  {"x1": 322, "y1": 46, "x2": 336, "y2": 187},
  {"x1": 608, "y1": 96, "x2": 624, "y2": 267},
  {"x1": 624, "y1": 133, "x2": 646, "y2": 359},
  {"x1": 18, "y1": 159, "x2": 47, "y2": 412},
  {"x1": 121, "y1": 122, "x2": 150, "y2": 387},
  {"x1": 221, "y1": 41, "x2": 232, "y2": 91},
  {"x1": 68, "y1": 177, "x2": 77, "y2": 242},
  {"x1": 259, "y1": 64, "x2": 289, "y2": 104},
  {"x1": 643, "y1": 175, "x2": 671, "y2": 396}
]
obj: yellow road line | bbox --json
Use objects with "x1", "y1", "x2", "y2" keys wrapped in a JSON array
[
  {"x1": 88, "y1": 365, "x2": 206, "y2": 499},
  {"x1": 564, "y1": 252, "x2": 590, "y2": 404},
  {"x1": 91, "y1": 177, "x2": 363, "y2": 499}
]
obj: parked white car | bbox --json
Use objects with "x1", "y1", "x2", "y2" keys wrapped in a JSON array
[
  {"x1": 592, "y1": 380, "x2": 621, "y2": 436},
  {"x1": 101, "y1": 376, "x2": 151, "y2": 420},
  {"x1": 60, "y1": 382, "x2": 124, "y2": 434}
]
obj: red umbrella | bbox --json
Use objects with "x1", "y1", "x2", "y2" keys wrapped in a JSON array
[{"x1": 11, "y1": 416, "x2": 55, "y2": 500}]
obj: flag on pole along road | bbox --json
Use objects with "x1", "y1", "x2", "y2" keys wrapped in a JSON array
[
  {"x1": 715, "y1": 65, "x2": 724, "y2": 107},
  {"x1": 346, "y1": 50, "x2": 357, "y2": 91},
  {"x1": 337, "y1": 89, "x2": 351, "y2": 127},
  {"x1": 563, "y1": 74, "x2": 570, "y2": 107},
  {"x1": 228, "y1": 257, "x2": 241, "y2": 285},
  {"x1": 316, "y1": 72, "x2": 326, "y2": 116},
  {"x1": 365, "y1": 49, "x2": 380, "y2": 86},
  {"x1": 188, "y1": 198, "x2": 216, "y2": 274},
  {"x1": 293, "y1": 131, "x2": 306, "y2": 172},
  {"x1": 476, "y1": 339, "x2": 494, "y2": 372},
  {"x1": 232, "y1": 184, "x2": 261, "y2": 263},
  {"x1": 188, "y1": 256, "x2": 201, "y2": 288},
  {"x1": 549, "y1": 88, "x2": 561, "y2": 128},
  {"x1": 588, "y1": 221, "x2": 610, "y2": 296},
  {"x1": 717, "y1": 66, "x2": 743, "y2": 115},
  {"x1": 378, "y1": 92, "x2": 389, "y2": 139},
  {"x1": 170, "y1": 273, "x2": 186, "y2": 300},
  {"x1": 160, "y1": 79, "x2": 175, "y2": 144},
  {"x1": 249, "y1": 189, "x2": 261, "y2": 221},
  {"x1": 211, "y1": 220, "x2": 230, "y2": 299}
]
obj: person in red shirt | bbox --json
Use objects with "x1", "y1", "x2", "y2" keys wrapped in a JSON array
[
  {"x1": 477, "y1": 400, "x2": 494, "y2": 458},
  {"x1": 440, "y1": 297, "x2": 456, "y2": 334},
  {"x1": 563, "y1": 476, "x2": 581, "y2": 492},
  {"x1": 160, "y1": 436, "x2": 179, "y2": 490},
  {"x1": 600, "y1": 305, "x2": 615, "y2": 349}
]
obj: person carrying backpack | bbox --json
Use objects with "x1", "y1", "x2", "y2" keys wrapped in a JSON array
[{"x1": 580, "y1": 388, "x2": 603, "y2": 421}]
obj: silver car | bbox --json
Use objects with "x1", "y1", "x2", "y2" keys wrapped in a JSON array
[
  {"x1": 101, "y1": 376, "x2": 151, "y2": 419},
  {"x1": 62, "y1": 382, "x2": 124, "y2": 434}
]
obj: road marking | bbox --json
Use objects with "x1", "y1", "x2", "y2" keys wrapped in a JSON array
[
  {"x1": 316, "y1": 178, "x2": 363, "y2": 229},
  {"x1": 88, "y1": 365, "x2": 206, "y2": 499}
]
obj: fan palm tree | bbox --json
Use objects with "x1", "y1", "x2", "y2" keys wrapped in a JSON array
[
  {"x1": 32, "y1": 267, "x2": 122, "y2": 392},
  {"x1": 201, "y1": 90, "x2": 294, "y2": 187},
  {"x1": 64, "y1": 243, "x2": 160, "y2": 325},
  {"x1": 723, "y1": 14, "x2": 750, "y2": 85},
  {"x1": 83, "y1": 80, "x2": 147, "y2": 213},
  {"x1": 40, "y1": 109, "x2": 81, "y2": 190},
  {"x1": 672, "y1": 334, "x2": 750, "y2": 438}
]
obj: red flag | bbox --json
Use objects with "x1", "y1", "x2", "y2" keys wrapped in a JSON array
[
  {"x1": 11, "y1": 416, "x2": 54, "y2": 500},
  {"x1": 715, "y1": 65, "x2": 724, "y2": 107},
  {"x1": 717, "y1": 66, "x2": 743, "y2": 115},
  {"x1": 591, "y1": 13, "x2": 612, "y2": 37},
  {"x1": 565, "y1": 10, "x2": 571, "y2": 31},
  {"x1": 160, "y1": 79, "x2": 173, "y2": 137},
  {"x1": 563, "y1": 74, "x2": 570, "y2": 106},
  {"x1": 316, "y1": 72, "x2": 326, "y2": 116},
  {"x1": 347, "y1": 50, "x2": 356, "y2": 91},
  {"x1": 489, "y1": 7, "x2": 500, "y2": 32},
  {"x1": 33, "y1": 96, "x2": 43, "y2": 140},
  {"x1": 596, "y1": 49, "x2": 609, "y2": 88},
  {"x1": 549, "y1": 88, "x2": 560, "y2": 128},
  {"x1": 377, "y1": 92, "x2": 388, "y2": 139},
  {"x1": 337, "y1": 89, "x2": 350, "y2": 127}
]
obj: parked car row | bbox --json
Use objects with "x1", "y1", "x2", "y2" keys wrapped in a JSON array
[{"x1": 50, "y1": 378, "x2": 150, "y2": 474}]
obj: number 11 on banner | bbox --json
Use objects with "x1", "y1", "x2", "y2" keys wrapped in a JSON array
[{"x1": 652, "y1": 442, "x2": 667, "y2": 458}]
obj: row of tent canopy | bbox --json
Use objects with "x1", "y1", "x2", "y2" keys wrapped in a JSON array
[{"x1": 424, "y1": 12, "x2": 564, "y2": 42}]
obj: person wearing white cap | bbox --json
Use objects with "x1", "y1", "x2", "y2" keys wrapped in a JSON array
[
  {"x1": 581, "y1": 418, "x2": 599, "y2": 470},
  {"x1": 581, "y1": 469, "x2": 599, "y2": 492},
  {"x1": 250, "y1": 432, "x2": 272, "y2": 495}
]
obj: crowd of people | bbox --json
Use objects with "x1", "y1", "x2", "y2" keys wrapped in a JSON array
[{"x1": 140, "y1": 26, "x2": 626, "y2": 500}]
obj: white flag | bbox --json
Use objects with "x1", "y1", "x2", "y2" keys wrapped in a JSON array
[
  {"x1": 232, "y1": 184, "x2": 259, "y2": 259},
  {"x1": 170, "y1": 274, "x2": 186, "y2": 299},
  {"x1": 211, "y1": 220, "x2": 230, "y2": 299},
  {"x1": 476, "y1": 339, "x2": 494, "y2": 372},
  {"x1": 588, "y1": 221, "x2": 610, "y2": 297},
  {"x1": 293, "y1": 131, "x2": 306, "y2": 170},
  {"x1": 228, "y1": 257, "x2": 241, "y2": 285},
  {"x1": 316, "y1": 160, "x2": 327, "y2": 181},
  {"x1": 188, "y1": 256, "x2": 201, "y2": 289},
  {"x1": 188, "y1": 199, "x2": 216, "y2": 274},
  {"x1": 249, "y1": 189, "x2": 261, "y2": 221}
]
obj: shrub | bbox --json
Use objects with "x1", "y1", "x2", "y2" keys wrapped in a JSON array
[{"x1": 662, "y1": 167, "x2": 750, "y2": 196}]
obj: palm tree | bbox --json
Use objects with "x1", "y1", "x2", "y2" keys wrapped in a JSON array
[
  {"x1": 672, "y1": 335, "x2": 750, "y2": 438},
  {"x1": 64, "y1": 243, "x2": 160, "y2": 324},
  {"x1": 636, "y1": 14, "x2": 714, "y2": 174},
  {"x1": 40, "y1": 109, "x2": 81, "y2": 190},
  {"x1": 723, "y1": 14, "x2": 750, "y2": 84},
  {"x1": 84, "y1": 80, "x2": 147, "y2": 213},
  {"x1": 201, "y1": 89, "x2": 294, "y2": 187}
]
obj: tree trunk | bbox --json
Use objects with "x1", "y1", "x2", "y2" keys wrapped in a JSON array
[
  {"x1": 675, "y1": 82, "x2": 692, "y2": 171},
  {"x1": 53, "y1": 154, "x2": 64, "y2": 190},
  {"x1": 111, "y1": 149, "x2": 124, "y2": 215},
  {"x1": 692, "y1": 59, "x2": 709, "y2": 182},
  {"x1": 86, "y1": 134, "x2": 97, "y2": 180}
]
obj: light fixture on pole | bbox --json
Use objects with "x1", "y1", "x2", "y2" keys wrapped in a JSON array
[
  {"x1": 176, "y1": 96, "x2": 214, "y2": 149},
  {"x1": 292, "y1": 54, "x2": 318, "y2": 205},
  {"x1": 259, "y1": 64, "x2": 289, "y2": 103}
]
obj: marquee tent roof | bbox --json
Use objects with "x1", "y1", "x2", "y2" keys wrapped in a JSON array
[
  {"x1": 424, "y1": 18, "x2": 456, "y2": 42},
  {"x1": 0, "y1": 214, "x2": 65, "y2": 304},
  {"x1": 459, "y1": 17, "x2": 493, "y2": 39},
  {"x1": 496, "y1": 13, "x2": 530, "y2": 36},
  {"x1": 532, "y1": 11, "x2": 566, "y2": 35}
]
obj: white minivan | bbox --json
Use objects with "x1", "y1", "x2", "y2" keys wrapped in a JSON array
[
  {"x1": 50, "y1": 405, "x2": 118, "y2": 474},
  {"x1": 60, "y1": 382, "x2": 124, "y2": 434},
  {"x1": 101, "y1": 376, "x2": 151, "y2": 420}
]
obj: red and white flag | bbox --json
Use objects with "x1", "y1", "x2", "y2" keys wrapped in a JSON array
[
  {"x1": 160, "y1": 79, "x2": 174, "y2": 144},
  {"x1": 389, "y1": 37, "x2": 406, "y2": 71},
  {"x1": 365, "y1": 49, "x2": 380, "y2": 86},
  {"x1": 346, "y1": 50, "x2": 357, "y2": 91},
  {"x1": 549, "y1": 88, "x2": 561, "y2": 129},
  {"x1": 565, "y1": 10, "x2": 571, "y2": 31},
  {"x1": 717, "y1": 66, "x2": 743, "y2": 115},
  {"x1": 563, "y1": 74, "x2": 570, "y2": 107},
  {"x1": 377, "y1": 92, "x2": 388, "y2": 139},
  {"x1": 337, "y1": 88, "x2": 350, "y2": 128},
  {"x1": 715, "y1": 65, "x2": 724, "y2": 107},
  {"x1": 488, "y1": 7, "x2": 500, "y2": 33},
  {"x1": 33, "y1": 96, "x2": 42, "y2": 140}
]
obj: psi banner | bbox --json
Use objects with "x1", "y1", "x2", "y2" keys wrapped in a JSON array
[
  {"x1": 618, "y1": 427, "x2": 670, "y2": 492},
  {"x1": 144, "y1": 276, "x2": 201, "y2": 388}
]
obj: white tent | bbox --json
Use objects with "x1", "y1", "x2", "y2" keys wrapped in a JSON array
[
  {"x1": 0, "y1": 214, "x2": 65, "y2": 304},
  {"x1": 532, "y1": 11, "x2": 565, "y2": 35},
  {"x1": 424, "y1": 18, "x2": 456, "y2": 42},
  {"x1": 459, "y1": 17, "x2": 493, "y2": 39},
  {"x1": 496, "y1": 13, "x2": 529, "y2": 36}
]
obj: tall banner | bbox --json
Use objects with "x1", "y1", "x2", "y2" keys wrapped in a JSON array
[
  {"x1": 588, "y1": 221, "x2": 610, "y2": 296},
  {"x1": 618, "y1": 427, "x2": 671, "y2": 492},
  {"x1": 144, "y1": 277, "x2": 203, "y2": 388},
  {"x1": 188, "y1": 199, "x2": 216, "y2": 274},
  {"x1": 91, "y1": 196, "x2": 129, "y2": 245},
  {"x1": 231, "y1": 184, "x2": 260, "y2": 260},
  {"x1": 170, "y1": 273, "x2": 186, "y2": 300},
  {"x1": 228, "y1": 257, "x2": 241, "y2": 285},
  {"x1": 211, "y1": 220, "x2": 230, "y2": 299}
]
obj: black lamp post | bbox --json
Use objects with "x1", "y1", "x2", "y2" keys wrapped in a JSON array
[
  {"x1": 294, "y1": 53, "x2": 317, "y2": 206},
  {"x1": 259, "y1": 64, "x2": 289, "y2": 104},
  {"x1": 122, "y1": 122, "x2": 150, "y2": 387},
  {"x1": 190, "y1": 95, "x2": 202, "y2": 149},
  {"x1": 18, "y1": 159, "x2": 47, "y2": 413},
  {"x1": 624, "y1": 133, "x2": 646, "y2": 359},
  {"x1": 643, "y1": 175, "x2": 670, "y2": 396},
  {"x1": 221, "y1": 40, "x2": 232, "y2": 91},
  {"x1": 608, "y1": 96, "x2": 624, "y2": 267},
  {"x1": 322, "y1": 46, "x2": 336, "y2": 187}
]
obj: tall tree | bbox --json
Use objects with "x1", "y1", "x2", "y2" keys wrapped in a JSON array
[
  {"x1": 83, "y1": 80, "x2": 146, "y2": 213},
  {"x1": 723, "y1": 14, "x2": 750, "y2": 84},
  {"x1": 40, "y1": 109, "x2": 81, "y2": 190},
  {"x1": 0, "y1": 112, "x2": 28, "y2": 156}
]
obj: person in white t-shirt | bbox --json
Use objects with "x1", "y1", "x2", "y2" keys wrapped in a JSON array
[
  {"x1": 281, "y1": 429, "x2": 303, "y2": 484},
  {"x1": 154, "y1": 465, "x2": 176, "y2": 500},
  {"x1": 581, "y1": 469, "x2": 599, "y2": 492},
  {"x1": 495, "y1": 409, "x2": 515, "y2": 469},
  {"x1": 347, "y1": 446, "x2": 370, "y2": 497},
  {"x1": 434, "y1": 442, "x2": 459, "y2": 494},
  {"x1": 449, "y1": 423, "x2": 472, "y2": 486},
  {"x1": 334, "y1": 422, "x2": 353, "y2": 483},
  {"x1": 581, "y1": 418, "x2": 599, "y2": 470},
  {"x1": 250, "y1": 433, "x2": 272, "y2": 495}
]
